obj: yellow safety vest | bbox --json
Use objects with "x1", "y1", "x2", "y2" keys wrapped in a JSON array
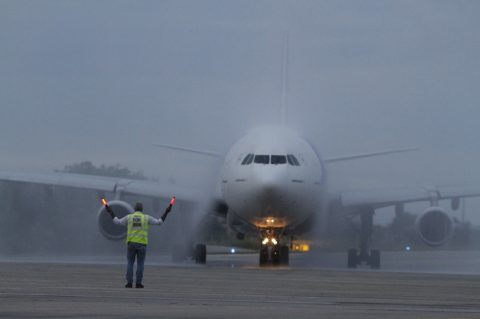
[{"x1": 127, "y1": 212, "x2": 149, "y2": 245}]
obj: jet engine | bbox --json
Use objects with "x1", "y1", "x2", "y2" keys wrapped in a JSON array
[
  {"x1": 414, "y1": 206, "x2": 454, "y2": 246},
  {"x1": 97, "y1": 200, "x2": 133, "y2": 240}
]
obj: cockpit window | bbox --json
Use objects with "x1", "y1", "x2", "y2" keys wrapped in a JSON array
[
  {"x1": 246, "y1": 154, "x2": 254, "y2": 164},
  {"x1": 241, "y1": 153, "x2": 254, "y2": 165},
  {"x1": 246, "y1": 154, "x2": 298, "y2": 165},
  {"x1": 287, "y1": 154, "x2": 300, "y2": 166},
  {"x1": 254, "y1": 155, "x2": 269, "y2": 164},
  {"x1": 271, "y1": 155, "x2": 287, "y2": 165}
]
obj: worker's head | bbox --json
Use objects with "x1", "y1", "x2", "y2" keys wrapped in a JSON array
[{"x1": 134, "y1": 202, "x2": 143, "y2": 212}]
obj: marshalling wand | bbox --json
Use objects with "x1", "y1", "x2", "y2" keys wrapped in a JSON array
[{"x1": 161, "y1": 196, "x2": 176, "y2": 222}]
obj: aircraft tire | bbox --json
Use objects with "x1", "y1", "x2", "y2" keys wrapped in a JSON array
[
  {"x1": 259, "y1": 247, "x2": 269, "y2": 266},
  {"x1": 194, "y1": 244, "x2": 207, "y2": 264},
  {"x1": 272, "y1": 246, "x2": 281, "y2": 265}
]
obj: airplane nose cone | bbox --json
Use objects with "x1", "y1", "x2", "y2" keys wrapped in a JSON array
[
  {"x1": 254, "y1": 168, "x2": 287, "y2": 201},
  {"x1": 259, "y1": 174, "x2": 277, "y2": 193}
]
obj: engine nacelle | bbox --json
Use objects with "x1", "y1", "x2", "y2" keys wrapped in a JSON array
[
  {"x1": 414, "y1": 206, "x2": 454, "y2": 246},
  {"x1": 97, "y1": 200, "x2": 133, "y2": 240}
]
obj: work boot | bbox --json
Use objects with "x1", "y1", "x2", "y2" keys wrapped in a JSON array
[
  {"x1": 135, "y1": 283, "x2": 144, "y2": 288},
  {"x1": 125, "y1": 283, "x2": 133, "y2": 288}
]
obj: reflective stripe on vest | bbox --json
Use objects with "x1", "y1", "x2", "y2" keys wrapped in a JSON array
[{"x1": 127, "y1": 212, "x2": 149, "y2": 245}]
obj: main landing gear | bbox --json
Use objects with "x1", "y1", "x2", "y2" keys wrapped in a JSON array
[
  {"x1": 347, "y1": 209, "x2": 381, "y2": 269},
  {"x1": 259, "y1": 229, "x2": 289, "y2": 266}
]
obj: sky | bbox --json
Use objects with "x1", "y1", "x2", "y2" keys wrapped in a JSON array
[{"x1": 1, "y1": 1, "x2": 480, "y2": 221}]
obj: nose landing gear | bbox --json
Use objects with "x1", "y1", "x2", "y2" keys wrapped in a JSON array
[{"x1": 259, "y1": 228, "x2": 289, "y2": 266}]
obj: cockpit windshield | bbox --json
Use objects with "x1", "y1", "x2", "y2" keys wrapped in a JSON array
[
  {"x1": 241, "y1": 154, "x2": 300, "y2": 166},
  {"x1": 254, "y1": 155, "x2": 270, "y2": 164},
  {"x1": 271, "y1": 155, "x2": 287, "y2": 165}
]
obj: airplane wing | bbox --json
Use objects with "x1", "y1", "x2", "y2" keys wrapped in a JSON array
[
  {"x1": 0, "y1": 170, "x2": 203, "y2": 203},
  {"x1": 339, "y1": 185, "x2": 480, "y2": 209},
  {"x1": 324, "y1": 147, "x2": 418, "y2": 163}
]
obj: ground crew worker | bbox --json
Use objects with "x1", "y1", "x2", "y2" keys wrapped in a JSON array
[{"x1": 105, "y1": 201, "x2": 173, "y2": 288}]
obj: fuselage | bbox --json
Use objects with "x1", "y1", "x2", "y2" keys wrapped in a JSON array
[{"x1": 220, "y1": 126, "x2": 324, "y2": 232}]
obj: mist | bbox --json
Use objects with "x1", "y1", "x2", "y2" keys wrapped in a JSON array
[{"x1": 1, "y1": 1, "x2": 480, "y2": 259}]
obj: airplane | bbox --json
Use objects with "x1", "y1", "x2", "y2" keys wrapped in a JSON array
[
  {"x1": 1, "y1": 123, "x2": 479, "y2": 268},
  {"x1": 2, "y1": 35, "x2": 478, "y2": 268}
]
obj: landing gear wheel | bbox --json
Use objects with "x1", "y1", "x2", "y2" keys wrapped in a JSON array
[
  {"x1": 272, "y1": 246, "x2": 280, "y2": 265},
  {"x1": 346, "y1": 209, "x2": 382, "y2": 269},
  {"x1": 347, "y1": 248, "x2": 358, "y2": 268},
  {"x1": 280, "y1": 245, "x2": 289, "y2": 266},
  {"x1": 258, "y1": 228, "x2": 285, "y2": 266},
  {"x1": 194, "y1": 244, "x2": 207, "y2": 264},
  {"x1": 370, "y1": 249, "x2": 380, "y2": 269},
  {"x1": 259, "y1": 247, "x2": 269, "y2": 266}
]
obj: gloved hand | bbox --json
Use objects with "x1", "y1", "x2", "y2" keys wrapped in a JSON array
[{"x1": 105, "y1": 205, "x2": 116, "y2": 219}]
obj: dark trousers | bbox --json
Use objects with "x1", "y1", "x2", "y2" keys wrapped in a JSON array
[{"x1": 126, "y1": 242, "x2": 147, "y2": 284}]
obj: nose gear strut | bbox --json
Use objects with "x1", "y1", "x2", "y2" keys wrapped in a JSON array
[{"x1": 259, "y1": 228, "x2": 289, "y2": 266}]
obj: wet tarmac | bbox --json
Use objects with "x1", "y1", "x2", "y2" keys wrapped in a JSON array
[{"x1": 1, "y1": 251, "x2": 480, "y2": 318}]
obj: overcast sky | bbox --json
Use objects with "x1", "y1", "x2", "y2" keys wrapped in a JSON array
[{"x1": 1, "y1": 0, "x2": 480, "y2": 219}]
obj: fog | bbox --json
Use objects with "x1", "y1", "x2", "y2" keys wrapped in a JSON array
[{"x1": 1, "y1": 1, "x2": 480, "y2": 257}]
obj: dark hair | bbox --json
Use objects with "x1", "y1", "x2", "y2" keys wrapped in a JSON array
[{"x1": 134, "y1": 202, "x2": 143, "y2": 212}]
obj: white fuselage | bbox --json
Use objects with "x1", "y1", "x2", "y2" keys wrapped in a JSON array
[{"x1": 220, "y1": 126, "x2": 324, "y2": 232}]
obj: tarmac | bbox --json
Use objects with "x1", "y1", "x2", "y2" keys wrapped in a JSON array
[{"x1": 1, "y1": 251, "x2": 480, "y2": 318}]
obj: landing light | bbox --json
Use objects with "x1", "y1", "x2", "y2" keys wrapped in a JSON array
[
  {"x1": 405, "y1": 245, "x2": 412, "y2": 252},
  {"x1": 101, "y1": 198, "x2": 108, "y2": 206},
  {"x1": 271, "y1": 238, "x2": 278, "y2": 245},
  {"x1": 262, "y1": 238, "x2": 269, "y2": 245},
  {"x1": 230, "y1": 248, "x2": 236, "y2": 254}
]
